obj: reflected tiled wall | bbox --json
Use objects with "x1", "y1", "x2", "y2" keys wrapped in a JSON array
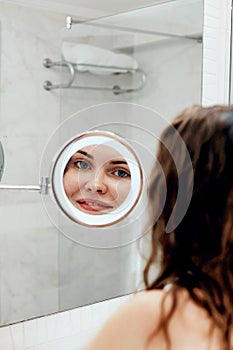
[{"x1": 0, "y1": 0, "x2": 145, "y2": 329}]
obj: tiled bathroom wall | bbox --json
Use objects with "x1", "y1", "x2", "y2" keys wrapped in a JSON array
[
  {"x1": 202, "y1": 0, "x2": 232, "y2": 105},
  {"x1": 0, "y1": 294, "x2": 132, "y2": 350},
  {"x1": 0, "y1": 0, "x2": 231, "y2": 349},
  {"x1": 0, "y1": 2, "x2": 63, "y2": 325}
]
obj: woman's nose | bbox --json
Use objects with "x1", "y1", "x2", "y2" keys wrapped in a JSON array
[{"x1": 84, "y1": 174, "x2": 107, "y2": 194}]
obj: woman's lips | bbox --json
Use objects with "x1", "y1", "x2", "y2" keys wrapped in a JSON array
[{"x1": 77, "y1": 199, "x2": 114, "y2": 212}]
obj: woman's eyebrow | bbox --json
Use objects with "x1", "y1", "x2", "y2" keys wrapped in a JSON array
[
  {"x1": 77, "y1": 150, "x2": 93, "y2": 159},
  {"x1": 110, "y1": 160, "x2": 128, "y2": 165}
]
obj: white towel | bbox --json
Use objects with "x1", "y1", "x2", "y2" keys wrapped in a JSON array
[{"x1": 62, "y1": 42, "x2": 138, "y2": 75}]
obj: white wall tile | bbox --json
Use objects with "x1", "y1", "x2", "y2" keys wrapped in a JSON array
[
  {"x1": 0, "y1": 326, "x2": 14, "y2": 350},
  {"x1": 202, "y1": 0, "x2": 232, "y2": 105},
  {"x1": 24, "y1": 319, "x2": 47, "y2": 349},
  {"x1": 68, "y1": 308, "x2": 82, "y2": 335},
  {"x1": 10, "y1": 322, "x2": 25, "y2": 350}
]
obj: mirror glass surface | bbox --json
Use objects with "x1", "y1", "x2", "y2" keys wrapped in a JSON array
[
  {"x1": 0, "y1": 0, "x2": 203, "y2": 326},
  {"x1": 57, "y1": 0, "x2": 203, "y2": 314}
]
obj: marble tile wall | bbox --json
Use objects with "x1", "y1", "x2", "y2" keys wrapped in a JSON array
[{"x1": 0, "y1": 2, "x2": 64, "y2": 324}]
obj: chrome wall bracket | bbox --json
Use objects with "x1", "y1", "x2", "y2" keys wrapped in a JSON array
[{"x1": 0, "y1": 177, "x2": 50, "y2": 194}]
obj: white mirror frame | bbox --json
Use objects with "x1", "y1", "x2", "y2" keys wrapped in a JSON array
[{"x1": 51, "y1": 131, "x2": 143, "y2": 227}]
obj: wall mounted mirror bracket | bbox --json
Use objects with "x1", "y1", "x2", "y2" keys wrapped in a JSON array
[
  {"x1": 0, "y1": 176, "x2": 49, "y2": 194},
  {"x1": 0, "y1": 127, "x2": 144, "y2": 232}
]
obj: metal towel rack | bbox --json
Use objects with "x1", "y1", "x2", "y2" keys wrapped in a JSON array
[{"x1": 43, "y1": 58, "x2": 146, "y2": 95}]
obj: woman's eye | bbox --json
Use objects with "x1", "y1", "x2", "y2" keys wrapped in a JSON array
[
  {"x1": 113, "y1": 169, "x2": 130, "y2": 178},
  {"x1": 76, "y1": 160, "x2": 91, "y2": 170}
]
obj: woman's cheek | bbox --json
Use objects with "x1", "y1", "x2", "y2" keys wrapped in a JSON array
[
  {"x1": 63, "y1": 170, "x2": 79, "y2": 196},
  {"x1": 114, "y1": 180, "x2": 131, "y2": 203}
]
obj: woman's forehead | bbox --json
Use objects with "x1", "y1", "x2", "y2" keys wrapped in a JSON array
[{"x1": 76, "y1": 144, "x2": 127, "y2": 163}]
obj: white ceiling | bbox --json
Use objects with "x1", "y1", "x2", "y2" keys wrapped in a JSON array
[
  {"x1": 3, "y1": 0, "x2": 173, "y2": 18},
  {"x1": 3, "y1": 0, "x2": 203, "y2": 37},
  {"x1": 50, "y1": 0, "x2": 169, "y2": 15}
]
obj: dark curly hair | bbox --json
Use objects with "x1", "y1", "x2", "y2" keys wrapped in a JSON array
[{"x1": 144, "y1": 105, "x2": 233, "y2": 349}]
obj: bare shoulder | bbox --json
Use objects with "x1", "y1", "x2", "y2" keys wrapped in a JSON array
[
  {"x1": 82, "y1": 289, "x2": 230, "y2": 350},
  {"x1": 117, "y1": 290, "x2": 165, "y2": 330},
  {"x1": 82, "y1": 290, "x2": 164, "y2": 350}
]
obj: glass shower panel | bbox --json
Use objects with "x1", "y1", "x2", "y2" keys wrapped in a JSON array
[
  {"x1": 57, "y1": 0, "x2": 204, "y2": 311},
  {"x1": 59, "y1": 0, "x2": 203, "y2": 120}
]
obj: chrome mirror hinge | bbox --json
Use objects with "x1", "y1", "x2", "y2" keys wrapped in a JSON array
[
  {"x1": 0, "y1": 178, "x2": 50, "y2": 193},
  {"x1": 39, "y1": 177, "x2": 50, "y2": 195}
]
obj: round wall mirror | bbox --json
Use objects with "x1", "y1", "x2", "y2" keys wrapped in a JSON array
[
  {"x1": 39, "y1": 102, "x2": 164, "y2": 248},
  {"x1": 51, "y1": 131, "x2": 143, "y2": 227}
]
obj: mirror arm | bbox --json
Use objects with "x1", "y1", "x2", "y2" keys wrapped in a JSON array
[{"x1": 0, "y1": 177, "x2": 50, "y2": 194}]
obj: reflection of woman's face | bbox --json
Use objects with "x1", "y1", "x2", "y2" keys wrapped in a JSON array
[{"x1": 63, "y1": 144, "x2": 131, "y2": 214}]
